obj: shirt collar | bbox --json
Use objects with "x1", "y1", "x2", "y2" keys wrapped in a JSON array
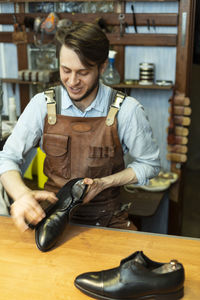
[
  {"x1": 61, "y1": 83, "x2": 106, "y2": 113},
  {"x1": 61, "y1": 87, "x2": 74, "y2": 110}
]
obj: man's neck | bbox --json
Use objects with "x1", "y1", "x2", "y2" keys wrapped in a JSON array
[
  {"x1": 72, "y1": 101, "x2": 87, "y2": 112},
  {"x1": 71, "y1": 84, "x2": 99, "y2": 112}
]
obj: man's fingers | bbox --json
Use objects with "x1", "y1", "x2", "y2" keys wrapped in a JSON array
[
  {"x1": 9, "y1": 189, "x2": 59, "y2": 233},
  {"x1": 83, "y1": 178, "x2": 94, "y2": 195},
  {"x1": 34, "y1": 190, "x2": 58, "y2": 203},
  {"x1": 82, "y1": 196, "x2": 90, "y2": 204},
  {"x1": 11, "y1": 208, "x2": 29, "y2": 232},
  {"x1": 11, "y1": 197, "x2": 46, "y2": 231},
  {"x1": 83, "y1": 178, "x2": 94, "y2": 185},
  {"x1": 82, "y1": 178, "x2": 103, "y2": 204},
  {"x1": 26, "y1": 204, "x2": 46, "y2": 225},
  {"x1": 14, "y1": 217, "x2": 29, "y2": 232}
]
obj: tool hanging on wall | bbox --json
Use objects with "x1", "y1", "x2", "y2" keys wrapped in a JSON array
[
  {"x1": 41, "y1": 12, "x2": 58, "y2": 34},
  {"x1": 96, "y1": 18, "x2": 111, "y2": 33},
  {"x1": 131, "y1": 3, "x2": 137, "y2": 33},
  {"x1": 53, "y1": 19, "x2": 73, "y2": 46},
  {"x1": 147, "y1": 19, "x2": 150, "y2": 31},
  {"x1": 33, "y1": 12, "x2": 59, "y2": 46},
  {"x1": 152, "y1": 19, "x2": 156, "y2": 32},
  {"x1": 12, "y1": 15, "x2": 27, "y2": 45},
  {"x1": 118, "y1": 13, "x2": 125, "y2": 37},
  {"x1": 146, "y1": 19, "x2": 156, "y2": 32}
]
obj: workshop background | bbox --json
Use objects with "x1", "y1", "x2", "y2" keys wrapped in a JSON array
[{"x1": 0, "y1": 1, "x2": 199, "y2": 238}]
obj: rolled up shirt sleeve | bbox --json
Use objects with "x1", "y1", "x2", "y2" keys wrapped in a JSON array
[
  {"x1": 0, "y1": 93, "x2": 46, "y2": 175},
  {"x1": 117, "y1": 96, "x2": 161, "y2": 185}
]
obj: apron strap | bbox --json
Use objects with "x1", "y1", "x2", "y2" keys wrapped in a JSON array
[
  {"x1": 106, "y1": 90, "x2": 126, "y2": 126},
  {"x1": 44, "y1": 86, "x2": 125, "y2": 126},
  {"x1": 44, "y1": 87, "x2": 57, "y2": 125}
]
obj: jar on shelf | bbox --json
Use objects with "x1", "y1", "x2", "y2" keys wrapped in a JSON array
[{"x1": 139, "y1": 63, "x2": 155, "y2": 85}]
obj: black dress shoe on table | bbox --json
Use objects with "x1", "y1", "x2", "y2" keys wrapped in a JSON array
[
  {"x1": 35, "y1": 178, "x2": 88, "y2": 252},
  {"x1": 74, "y1": 251, "x2": 185, "y2": 300}
]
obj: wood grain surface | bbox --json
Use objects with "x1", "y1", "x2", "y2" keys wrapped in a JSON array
[{"x1": 0, "y1": 216, "x2": 199, "y2": 300}]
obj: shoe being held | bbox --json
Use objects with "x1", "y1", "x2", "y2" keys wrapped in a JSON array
[
  {"x1": 35, "y1": 178, "x2": 88, "y2": 252},
  {"x1": 74, "y1": 251, "x2": 184, "y2": 300}
]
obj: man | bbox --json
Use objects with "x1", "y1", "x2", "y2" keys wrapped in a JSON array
[{"x1": 0, "y1": 22, "x2": 160, "y2": 232}]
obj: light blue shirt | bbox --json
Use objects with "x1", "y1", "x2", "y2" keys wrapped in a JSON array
[{"x1": 0, "y1": 83, "x2": 160, "y2": 185}]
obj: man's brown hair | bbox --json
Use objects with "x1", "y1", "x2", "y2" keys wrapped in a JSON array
[{"x1": 56, "y1": 22, "x2": 109, "y2": 68}]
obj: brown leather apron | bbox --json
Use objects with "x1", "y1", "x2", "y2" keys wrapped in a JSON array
[{"x1": 42, "y1": 114, "x2": 125, "y2": 226}]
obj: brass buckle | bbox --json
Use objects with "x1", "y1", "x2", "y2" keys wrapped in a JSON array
[
  {"x1": 45, "y1": 88, "x2": 56, "y2": 104},
  {"x1": 112, "y1": 92, "x2": 125, "y2": 109}
]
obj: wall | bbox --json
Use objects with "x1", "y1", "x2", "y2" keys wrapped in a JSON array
[
  {"x1": 125, "y1": 1, "x2": 179, "y2": 171},
  {"x1": 0, "y1": 3, "x2": 20, "y2": 116}
]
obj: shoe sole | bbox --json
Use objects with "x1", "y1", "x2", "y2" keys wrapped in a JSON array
[{"x1": 75, "y1": 282, "x2": 184, "y2": 300}]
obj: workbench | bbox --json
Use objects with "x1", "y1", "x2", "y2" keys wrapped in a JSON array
[{"x1": 0, "y1": 216, "x2": 199, "y2": 299}]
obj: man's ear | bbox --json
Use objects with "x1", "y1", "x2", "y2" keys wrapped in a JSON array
[{"x1": 100, "y1": 60, "x2": 108, "y2": 75}]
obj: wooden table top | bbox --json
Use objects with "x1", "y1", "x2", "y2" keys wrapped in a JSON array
[{"x1": 0, "y1": 216, "x2": 199, "y2": 300}]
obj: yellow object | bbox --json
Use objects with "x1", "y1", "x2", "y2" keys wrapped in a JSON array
[
  {"x1": 23, "y1": 147, "x2": 48, "y2": 189},
  {"x1": 23, "y1": 155, "x2": 37, "y2": 180},
  {"x1": 37, "y1": 147, "x2": 48, "y2": 189}
]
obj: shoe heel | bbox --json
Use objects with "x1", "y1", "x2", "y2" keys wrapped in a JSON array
[{"x1": 155, "y1": 288, "x2": 184, "y2": 300}]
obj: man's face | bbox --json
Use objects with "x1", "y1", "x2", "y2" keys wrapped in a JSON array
[{"x1": 59, "y1": 45, "x2": 102, "y2": 106}]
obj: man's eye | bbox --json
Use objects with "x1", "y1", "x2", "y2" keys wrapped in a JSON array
[
  {"x1": 79, "y1": 72, "x2": 89, "y2": 76},
  {"x1": 63, "y1": 68, "x2": 70, "y2": 73}
]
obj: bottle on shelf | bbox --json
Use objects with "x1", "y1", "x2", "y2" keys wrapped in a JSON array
[
  {"x1": 102, "y1": 50, "x2": 120, "y2": 85},
  {"x1": 8, "y1": 97, "x2": 17, "y2": 123}
]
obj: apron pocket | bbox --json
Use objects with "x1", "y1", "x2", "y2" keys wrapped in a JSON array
[{"x1": 43, "y1": 133, "x2": 71, "y2": 179}]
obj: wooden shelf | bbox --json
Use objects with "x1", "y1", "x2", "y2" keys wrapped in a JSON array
[
  {"x1": 1, "y1": 78, "x2": 44, "y2": 85},
  {"x1": 0, "y1": 31, "x2": 177, "y2": 46},
  {"x1": 1, "y1": 78, "x2": 173, "y2": 90},
  {"x1": 0, "y1": 0, "x2": 179, "y2": 2},
  {"x1": 1, "y1": 78, "x2": 58, "y2": 87},
  {"x1": 0, "y1": 13, "x2": 178, "y2": 27},
  {"x1": 110, "y1": 83, "x2": 173, "y2": 90}
]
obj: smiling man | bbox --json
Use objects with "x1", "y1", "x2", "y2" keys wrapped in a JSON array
[
  {"x1": 0, "y1": 23, "x2": 160, "y2": 232},
  {"x1": 59, "y1": 46, "x2": 102, "y2": 110}
]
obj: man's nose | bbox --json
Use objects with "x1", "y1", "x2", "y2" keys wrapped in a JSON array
[{"x1": 68, "y1": 73, "x2": 79, "y2": 86}]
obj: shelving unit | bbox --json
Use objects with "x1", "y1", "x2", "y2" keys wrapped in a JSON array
[
  {"x1": 109, "y1": 83, "x2": 174, "y2": 90},
  {"x1": 0, "y1": 0, "x2": 180, "y2": 110},
  {"x1": 0, "y1": 0, "x2": 195, "y2": 162},
  {"x1": 0, "y1": 78, "x2": 174, "y2": 90}
]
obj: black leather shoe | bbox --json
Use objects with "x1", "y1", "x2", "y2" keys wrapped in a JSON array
[
  {"x1": 74, "y1": 251, "x2": 185, "y2": 300},
  {"x1": 35, "y1": 178, "x2": 88, "y2": 252}
]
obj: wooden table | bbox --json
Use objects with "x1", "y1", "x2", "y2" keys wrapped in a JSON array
[{"x1": 0, "y1": 216, "x2": 199, "y2": 300}]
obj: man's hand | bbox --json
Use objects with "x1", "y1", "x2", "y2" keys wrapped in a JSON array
[
  {"x1": 82, "y1": 168, "x2": 138, "y2": 204},
  {"x1": 82, "y1": 178, "x2": 105, "y2": 204},
  {"x1": 10, "y1": 190, "x2": 58, "y2": 232}
]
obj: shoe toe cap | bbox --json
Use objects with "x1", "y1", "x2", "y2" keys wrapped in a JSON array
[
  {"x1": 35, "y1": 213, "x2": 67, "y2": 251},
  {"x1": 75, "y1": 272, "x2": 103, "y2": 295},
  {"x1": 35, "y1": 224, "x2": 56, "y2": 252}
]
